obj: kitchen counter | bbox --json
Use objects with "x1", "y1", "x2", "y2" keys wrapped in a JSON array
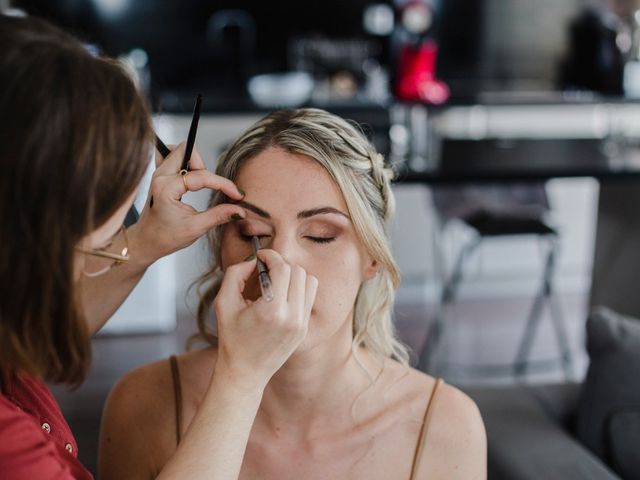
[{"x1": 393, "y1": 100, "x2": 640, "y2": 183}]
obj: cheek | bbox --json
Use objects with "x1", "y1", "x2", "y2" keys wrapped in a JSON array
[{"x1": 309, "y1": 250, "x2": 363, "y2": 318}]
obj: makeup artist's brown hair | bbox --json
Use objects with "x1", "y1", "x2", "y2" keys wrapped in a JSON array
[
  {"x1": 193, "y1": 108, "x2": 410, "y2": 366},
  {"x1": 0, "y1": 15, "x2": 152, "y2": 386}
]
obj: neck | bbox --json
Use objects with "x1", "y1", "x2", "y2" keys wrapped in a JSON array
[{"x1": 258, "y1": 317, "x2": 382, "y2": 435}]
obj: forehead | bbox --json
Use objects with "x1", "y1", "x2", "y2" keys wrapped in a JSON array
[{"x1": 235, "y1": 147, "x2": 348, "y2": 213}]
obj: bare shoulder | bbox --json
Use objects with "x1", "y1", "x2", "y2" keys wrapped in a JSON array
[
  {"x1": 99, "y1": 348, "x2": 216, "y2": 479},
  {"x1": 101, "y1": 347, "x2": 216, "y2": 435},
  {"x1": 429, "y1": 381, "x2": 486, "y2": 449},
  {"x1": 105, "y1": 347, "x2": 215, "y2": 409},
  {"x1": 103, "y1": 354, "x2": 179, "y2": 426},
  {"x1": 381, "y1": 363, "x2": 486, "y2": 479},
  {"x1": 108, "y1": 355, "x2": 173, "y2": 400},
  {"x1": 413, "y1": 371, "x2": 487, "y2": 479},
  {"x1": 99, "y1": 356, "x2": 177, "y2": 479}
]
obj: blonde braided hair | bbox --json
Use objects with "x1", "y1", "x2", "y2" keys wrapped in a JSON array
[{"x1": 193, "y1": 108, "x2": 409, "y2": 365}]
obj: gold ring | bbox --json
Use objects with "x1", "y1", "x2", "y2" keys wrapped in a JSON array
[{"x1": 179, "y1": 169, "x2": 189, "y2": 191}]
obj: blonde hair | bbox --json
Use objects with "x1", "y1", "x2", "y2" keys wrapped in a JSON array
[{"x1": 194, "y1": 108, "x2": 409, "y2": 365}]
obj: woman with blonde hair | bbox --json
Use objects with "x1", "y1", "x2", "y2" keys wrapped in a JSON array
[{"x1": 100, "y1": 108, "x2": 486, "y2": 479}]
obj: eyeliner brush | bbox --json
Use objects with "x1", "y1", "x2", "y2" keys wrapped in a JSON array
[{"x1": 251, "y1": 236, "x2": 274, "y2": 302}]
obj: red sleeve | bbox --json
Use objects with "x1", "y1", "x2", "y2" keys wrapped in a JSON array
[{"x1": 0, "y1": 400, "x2": 75, "y2": 480}]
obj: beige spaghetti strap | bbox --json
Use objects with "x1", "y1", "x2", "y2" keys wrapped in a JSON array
[
  {"x1": 169, "y1": 355, "x2": 183, "y2": 446},
  {"x1": 409, "y1": 378, "x2": 444, "y2": 480}
]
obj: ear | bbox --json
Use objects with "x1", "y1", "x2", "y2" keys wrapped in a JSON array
[{"x1": 363, "y1": 258, "x2": 379, "y2": 281}]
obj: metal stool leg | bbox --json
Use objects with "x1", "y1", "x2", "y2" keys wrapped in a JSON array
[
  {"x1": 513, "y1": 283, "x2": 547, "y2": 377},
  {"x1": 418, "y1": 237, "x2": 481, "y2": 373},
  {"x1": 549, "y1": 294, "x2": 574, "y2": 380},
  {"x1": 545, "y1": 238, "x2": 575, "y2": 380},
  {"x1": 513, "y1": 235, "x2": 574, "y2": 380}
]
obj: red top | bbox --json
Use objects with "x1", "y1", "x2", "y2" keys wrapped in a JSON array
[{"x1": 0, "y1": 373, "x2": 93, "y2": 480}]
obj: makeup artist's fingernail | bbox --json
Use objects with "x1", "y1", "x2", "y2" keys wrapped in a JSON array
[
  {"x1": 237, "y1": 188, "x2": 246, "y2": 197},
  {"x1": 231, "y1": 213, "x2": 243, "y2": 221},
  {"x1": 243, "y1": 254, "x2": 256, "y2": 262}
]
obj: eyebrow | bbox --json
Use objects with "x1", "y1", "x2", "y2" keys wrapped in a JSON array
[
  {"x1": 235, "y1": 200, "x2": 349, "y2": 220},
  {"x1": 236, "y1": 200, "x2": 271, "y2": 218},
  {"x1": 298, "y1": 206, "x2": 350, "y2": 220}
]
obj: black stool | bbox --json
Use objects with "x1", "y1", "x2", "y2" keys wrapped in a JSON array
[{"x1": 417, "y1": 209, "x2": 575, "y2": 381}]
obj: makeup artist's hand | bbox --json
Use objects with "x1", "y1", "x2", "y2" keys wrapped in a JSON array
[
  {"x1": 127, "y1": 143, "x2": 246, "y2": 267},
  {"x1": 214, "y1": 249, "x2": 318, "y2": 389}
]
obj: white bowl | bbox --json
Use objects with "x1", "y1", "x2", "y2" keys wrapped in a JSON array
[{"x1": 247, "y1": 72, "x2": 314, "y2": 108}]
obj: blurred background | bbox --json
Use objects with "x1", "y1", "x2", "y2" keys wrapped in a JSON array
[{"x1": 4, "y1": 0, "x2": 640, "y2": 477}]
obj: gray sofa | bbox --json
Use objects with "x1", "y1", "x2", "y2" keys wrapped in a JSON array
[
  {"x1": 466, "y1": 382, "x2": 620, "y2": 479},
  {"x1": 464, "y1": 307, "x2": 640, "y2": 480}
]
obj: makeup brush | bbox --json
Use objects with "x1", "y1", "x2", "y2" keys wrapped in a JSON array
[
  {"x1": 251, "y1": 236, "x2": 274, "y2": 302},
  {"x1": 150, "y1": 94, "x2": 202, "y2": 208}
]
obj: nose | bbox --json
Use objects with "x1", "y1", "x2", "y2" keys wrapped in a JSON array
[{"x1": 268, "y1": 232, "x2": 302, "y2": 266}]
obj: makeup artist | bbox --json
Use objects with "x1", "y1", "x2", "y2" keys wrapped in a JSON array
[{"x1": 0, "y1": 15, "x2": 314, "y2": 480}]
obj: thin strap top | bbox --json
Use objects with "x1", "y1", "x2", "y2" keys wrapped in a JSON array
[
  {"x1": 409, "y1": 378, "x2": 445, "y2": 480},
  {"x1": 169, "y1": 355, "x2": 183, "y2": 446},
  {"x1": 168, "y1": 357, "x2": 444, "y2": 479}
]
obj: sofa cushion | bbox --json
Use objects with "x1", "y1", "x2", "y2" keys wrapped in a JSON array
[
  {"x1": 526, "y1": 382, "x2": 581, "y2": 430},
  {"x1": 575, "y1": 307, "x2": 640, "y2": 479},
  {"x1": 607, "y1": 410, "x2": 640, "y2": 479},
  {"x1": 467, "y1": 385, "x2": 619, "y2": 480}
]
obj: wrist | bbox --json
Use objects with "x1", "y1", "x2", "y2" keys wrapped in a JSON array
[
  {"x1": 211, "y1": 360, "x2": 269, "y2": 398},
  {"x1": 126, "y1": 222, "x2": 160, "y2": 271}
]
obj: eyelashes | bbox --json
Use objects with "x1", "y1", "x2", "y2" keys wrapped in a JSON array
[
  {"x1": 306, "y1": 236, "x2": 336, "y2": 244},
  {"x1": 238, "y1": 233, "x2": 268, "y2": 241},
  {"x1": 238, "y1": 233, "x2": 336, "y2": 245}
]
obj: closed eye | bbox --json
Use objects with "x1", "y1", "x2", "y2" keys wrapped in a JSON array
[
  {"x1": 239, "y1": 233, "x2": 335, "y2": 245},
  {"x1": 306, "y1": 236, "x2": 336, "y2": 244},
  {"x1": 239, "y1": 233, "x2": 270, "y2": 242}
]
